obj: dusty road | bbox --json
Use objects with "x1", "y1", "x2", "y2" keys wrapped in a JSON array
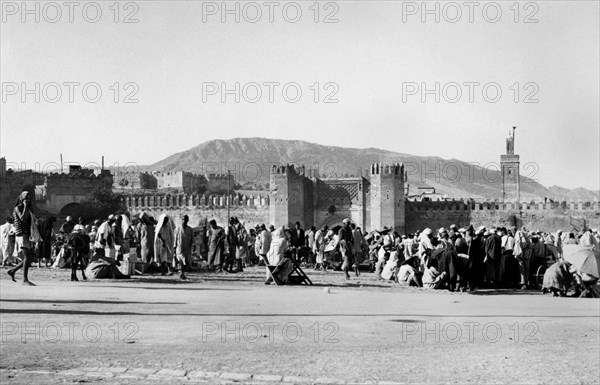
[{"x1": 1, "y1": 266, "x2": 599, "y2": 384}]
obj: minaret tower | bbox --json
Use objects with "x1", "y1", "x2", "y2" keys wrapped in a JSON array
[{"x1": 501, "y1": 126, "x2": 520, "y2": 204}]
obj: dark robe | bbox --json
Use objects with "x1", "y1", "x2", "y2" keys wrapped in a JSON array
[
  {"x1": 468, "y1": 234, "x2": 485, "y2": 287},
  {"x1": 37, "y1": 218, "x2": 55, "y2": 260},
  {"x1": 455, "y1": 237, "x2": 469, "y2": 255},
  {"x1": 428, "y1": 248, "x2": 459, "y2": 284},
  {"x1": 59, "y1": 221, "x2": 75, "y2": 234},
  {"x1": 291, "y1": 228, "x2": 305, "y2": 248},
  {"x1": 208, "y1": 226, "x2": 225, "y2": 266},
  {"x1": 485, "y1": 234, "x2": 502, "y2": 262}
]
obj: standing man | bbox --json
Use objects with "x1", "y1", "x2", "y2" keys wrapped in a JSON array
[
  {"x1": 0, "y1": 217, "x2": 15, "y2": 267},
  {"x1": 96, "y1": 215, "x2": 116, "y2": 258},
  {"x1": 222, "y1": 217, "x2": 238, "y2": 273},
  {"x1": 351, "y1": 223, "x2": 365, "y2": 276},
  {"x1": 313, "y1": 225, "x2": 328, "y2": 270},
  {"x1": 484, "y1": 228, "x2": 503, "y2": 288},
  {"x1": 500, "y1": 227, "x2": 515, "y2": 283},
  {"x1": 305, "y1": 226, "x2": 316, "y2": 265},
  {"x1": 554, "y1": 229, "x2": 563, "y2": 259},
  {"x1": 59, "y1": 216, "x2": 75, "y2": 234},
  {"x1": 291, "y1": 222, "x2": 305, "y2": 259},
  {"x1": 207, "y1": 220, "x2": 226, "y2": 271},
  {"x1": 235, "y1": 219, "x2": 250, "y2": 272},
  {"x1": 37, "y1": 216, "x2": 56, "y2": 268},
  {"x1": 174, "y1": 215, "x2": 194, "y2": 280},
  {"x1": 337, "y1": 218, "x2": 354, "y2": 280},
  {"x1": 467, "y1": 226, "x2": 486, "y2": 291},
  {"x1": 7, "y1": 191, "x2": 36, "y2": 286},
  {"x1": 112, "y1": 215, "x2": 125, "y2": 260},
  {"x1": 514, "y1": 227, "x2": 532, "y2": 289},
  {"x1": 257, "y1": 224, "x2": 272, "y2": 264}
]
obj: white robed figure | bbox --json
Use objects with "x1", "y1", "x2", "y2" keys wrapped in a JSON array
[
  {"x1": 266, "y1": 227, "x2": 288, "y2": 266},
  {"x1": 154, "y1": 214, "x2": 175, "y2": 265}
]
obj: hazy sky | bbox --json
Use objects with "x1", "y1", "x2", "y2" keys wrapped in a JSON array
[{"x1": 1, "y1": 0, "x2": 598, "y2": 190}]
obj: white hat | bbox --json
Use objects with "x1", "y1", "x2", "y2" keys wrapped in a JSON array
[
  {"x1": 477, "y1": 226, "x2": 486, "y2": 233},
  {"x1": 592, "y1": 228, "x2": 598, "y2": 233}
]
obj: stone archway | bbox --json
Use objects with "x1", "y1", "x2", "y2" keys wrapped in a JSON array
[{"x1": 58, "y1": 202, "x2": 86, "y2": 220}]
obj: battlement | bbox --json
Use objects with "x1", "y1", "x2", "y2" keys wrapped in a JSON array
[
  {"x1": 148, "y1": 170, "x2": 206, "y2": 179},
  {"x1": 271, "y1": 164, "x2": 306, "y2": 176},
  {"x1": 46, "y1": 169, "x2": 112, "y2": 180},
  {"x1": 124, "y1": 192, "x2": 269, "y2": 209},
  {"x1": 370, "y1": 162, "x2": 404, "y2": 176},
  {"x1": 206, "y1": 173, "x2": 234, "y2": 180},
  {"x1": 406, "y1": 198, "x2": 600, "y2": 212}
]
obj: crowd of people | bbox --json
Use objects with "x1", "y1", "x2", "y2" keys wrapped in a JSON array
[{"x1": 1, "y1": 190, "x2": 599, "y2": 294}]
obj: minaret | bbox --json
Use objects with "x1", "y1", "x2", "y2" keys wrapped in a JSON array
[{"x1": 501, "y1": 126, "x2": 520, "y2": 204}]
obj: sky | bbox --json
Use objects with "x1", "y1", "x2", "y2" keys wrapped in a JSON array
[{"x1": 1, "y1": 0, "x2": 599, "y2": 190}]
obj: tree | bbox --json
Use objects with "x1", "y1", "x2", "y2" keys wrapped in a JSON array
[{"x1": 80, "y1": 186, "x2": 125, "y2": 220}]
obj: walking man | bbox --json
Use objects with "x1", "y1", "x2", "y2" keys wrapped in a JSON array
[
  {"x1": 7, "y1": 191, "x2": 37, "y2": 286},
  {"x1": 174, "y1": 215, "x2": 194, "y2": 280}
]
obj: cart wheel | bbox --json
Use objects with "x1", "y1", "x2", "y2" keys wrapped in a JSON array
[{"x1": 535, "y1": 265, "x2": 546, "y2": 290}]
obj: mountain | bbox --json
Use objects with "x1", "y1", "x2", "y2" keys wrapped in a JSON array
[
  {"x1": 547, "y1": 186, "x2": 600, "y2": 202},
  {"x1": 147, "y1": 138, "x2": 599, "y2": 202}
]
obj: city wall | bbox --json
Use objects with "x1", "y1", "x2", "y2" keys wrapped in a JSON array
[
  {"x1": 405, "y1": 200, "x2": 600, "y2": 233},
  {"x1": 125, "y1": 193, "x2": 269, "y2": 229},
  {"x1": 126, "y1": 193, "x2": 600, "y2": 233}
]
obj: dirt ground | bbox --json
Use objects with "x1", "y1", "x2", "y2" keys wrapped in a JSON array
[{"x1": 0, "y1": 265, "x2": 599, "y2": 385}]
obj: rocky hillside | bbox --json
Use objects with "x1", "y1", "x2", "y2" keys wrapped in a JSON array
[{"x1": 147, "y1": 138, "x2": 599, "y2": 202}]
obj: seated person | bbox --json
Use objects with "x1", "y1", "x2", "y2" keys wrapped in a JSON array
[
  {"x1": 542, "y1": 261, "x2": 574, "y2": 297},
  {"x1": 397, "y1": 256, "x2": 422, "y2": 287},
  {"x1": 423, "y1": 266, "x2": 447, "y2": 289},
  {"x1": 85, "y1": 248, "x2": 130, "y2": 279},
  {"x1": 265, "y1": 250, "x2": 295, "y2": 285},
  {"x1": 381, "y1": 248, "x2": 403, "y2": 281}
]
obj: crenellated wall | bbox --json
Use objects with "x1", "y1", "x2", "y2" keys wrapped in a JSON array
[
  {"x1": 125, "y1": 192, "x2": 270, "y2": 229},
  {"x1": 405, "y1": 199, "x2": 600, "y2": 233}
]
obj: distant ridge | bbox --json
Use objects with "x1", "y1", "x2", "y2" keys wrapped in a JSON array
[{"x1": 146, "y1": 137, "x2": 599, "y2": 201}]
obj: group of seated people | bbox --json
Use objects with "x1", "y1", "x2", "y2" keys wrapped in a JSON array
[{"x1": 368, "y1": 225, "x2": 599, "y2": 297}]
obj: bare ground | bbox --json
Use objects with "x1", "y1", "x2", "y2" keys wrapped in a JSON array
[{"x1": 0, "y1": 265, "x2": 598, "y2": 385}]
